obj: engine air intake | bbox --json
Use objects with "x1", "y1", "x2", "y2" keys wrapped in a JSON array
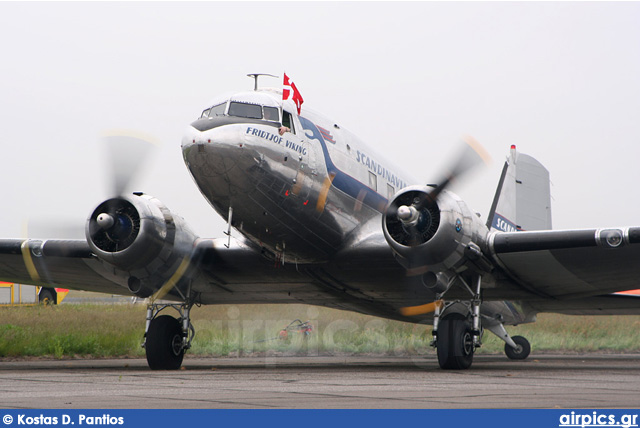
[
  {"x1": 385, "y1": 189, "x2": 440, "y2": 247},
  {"x1": 88, "y1": 199, "x2": 141, "y2": 252}
]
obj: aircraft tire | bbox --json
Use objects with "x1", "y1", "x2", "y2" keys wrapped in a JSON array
[
  {"x1": 39, "y1": 288, "x2": 56, "y2": 305},
  {"x1": 505, "y1": 335, "x2": 530, "y2": 360},
  {"x1": 146, "y1": 315, "x2": 185, "y2": 370},
  {"x1": 436, "y1": 313, "x2": 474, "y2": 370}
]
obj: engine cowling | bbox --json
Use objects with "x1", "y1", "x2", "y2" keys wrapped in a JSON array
[
  {"x1": 86, "y1": 193, "x2": 199, "y2": 297},
  {"x1": 382, "y1": 185, "x2": 489, "y2": 274}
]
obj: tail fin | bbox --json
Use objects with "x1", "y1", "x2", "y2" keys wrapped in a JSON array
[{"x1": 486, "y1": 145, "x2": 552, "y2": 232}]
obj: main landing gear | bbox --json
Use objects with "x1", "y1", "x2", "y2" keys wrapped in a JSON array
[
  {"x1": 431, "y1": 275, "x2": 531, "y2": 369},
  {"x1": 143, "y1": 300, "x2": 196, "y2": 370}
]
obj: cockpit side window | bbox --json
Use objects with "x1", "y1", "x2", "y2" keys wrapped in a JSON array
[
  {"x1": 263, "y1": 106, "x2": 279, "y2": 122},
  {"x1": 209, "y1": 103, "x2": 226, "y2": 116},
  {"x1": 282, "y1": 110, "x2": 296, "y2": 134},
  {"x1": 228, "y1": 102, "x2": 262, "y2": 119},
  {"x1": 200, "y1": 102, "x2": 226, "y2": 119}
]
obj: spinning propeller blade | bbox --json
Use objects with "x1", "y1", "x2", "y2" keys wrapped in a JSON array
[
  {"x1": 103, "y1": 130, "x2": 158, "y2": 197},
  {"x1": 395, "y1": 136, "x2": 491, "y2": 316}
]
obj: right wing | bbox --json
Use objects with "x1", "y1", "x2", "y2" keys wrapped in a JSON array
[
  {"x1": 0, "y1": 236, "x2": 412, "y2": 321},
  {"x1": 0, "y1": 239, "x2": 126, "y2": 295}
]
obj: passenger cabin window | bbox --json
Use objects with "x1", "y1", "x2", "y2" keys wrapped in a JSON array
[
  {"x1": 369, "y1": 172, "x2": 377, "y2": 191},
  {"x1": 282, "y1": 110, "x2": 296, "y2": 134},
  {"x1": 387, "y1": 184, "x2": 395, "y2": 199}
]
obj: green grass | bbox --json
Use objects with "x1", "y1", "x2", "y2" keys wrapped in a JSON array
[
  {"x1": 1, "y1": 302, "x2": 640, "y2": 359},
  {"x1": 0, "y1": 304, "x2": 146, "y2": 358}
]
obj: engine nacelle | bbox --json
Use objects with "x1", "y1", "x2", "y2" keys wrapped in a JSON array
[
  {"x1": 86, "y1": 193, "x2": 199, "y2": 297},
  {"x1": 382, "y1": 185, "x2": 489, "y2": 273}
]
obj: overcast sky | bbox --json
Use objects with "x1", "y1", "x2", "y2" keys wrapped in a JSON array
[{"x1": 1, "y1": 2, "x2": 639, "y2": 240}]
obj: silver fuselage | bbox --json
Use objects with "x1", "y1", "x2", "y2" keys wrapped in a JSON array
[
  {"x1": 179, "y1": 89, "x2": 534, "y2": 326},
  {"x1": 181, "y1": 90, "x2": 412, "y2": 263}
]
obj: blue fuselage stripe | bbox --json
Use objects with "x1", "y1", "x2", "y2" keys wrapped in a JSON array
[{"x1": 298, "y1": 116, "x2": 389, "y2": 212}]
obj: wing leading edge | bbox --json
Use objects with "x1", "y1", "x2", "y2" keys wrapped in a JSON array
[{"x1": 0, "y1": 239, "x2": 126, "y2": 295}]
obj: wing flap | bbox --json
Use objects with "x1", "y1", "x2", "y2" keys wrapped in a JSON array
[{"x1": 490, "y1": 228, "x2": 640, "y2": 298}]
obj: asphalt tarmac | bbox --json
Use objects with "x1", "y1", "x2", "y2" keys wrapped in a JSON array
[{"x1": 1, "y1": 354, "x2": 639, "y2": 409}]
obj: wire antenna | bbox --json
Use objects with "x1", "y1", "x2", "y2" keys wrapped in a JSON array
[{"x1": 247, "y1": 73, "x2": 278, "y2": 91}]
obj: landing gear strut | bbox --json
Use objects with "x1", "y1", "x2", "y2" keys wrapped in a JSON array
[
  {"x1": 143, "y1": 301, "x2": 195, "y2": 370},
  {"x1": 483, "y1": 320, "x2": 531, "y2": 360},
  {"x1": 431, "y1": 274, "x2": 531, "y2": 369},
  {"x1": 431, "y1": 274, "x2": 484, "y2": 370}
]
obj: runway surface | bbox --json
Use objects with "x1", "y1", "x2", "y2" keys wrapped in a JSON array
[{"x1": 1, "y1": 354, "x2": 639, "y2": 409}]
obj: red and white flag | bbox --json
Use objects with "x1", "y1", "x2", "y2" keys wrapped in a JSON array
[{"x1": 283, "y1": 73, "x2": 304, "y2": 115}]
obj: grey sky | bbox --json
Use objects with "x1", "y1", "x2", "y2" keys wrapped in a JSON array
[{"x1": 1, "y1": 2, "x2": 639, "y2": 239}]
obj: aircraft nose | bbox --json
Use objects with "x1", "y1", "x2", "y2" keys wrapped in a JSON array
[
  {"x1": 181, "y1": 125, "x2": 215, "y2": 147},
  {"x1": 180, "y1": 122, "x2": 246, "y2": 176},
  {"x1": 181, "y1": 125, "x2": 199, "y2": 148},
  {"x1": 181, "y1": 120, "x2": 241, "y2": 149}
]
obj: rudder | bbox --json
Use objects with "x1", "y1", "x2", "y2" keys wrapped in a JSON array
[{"x1": 486, "y1": 145, "x2": 552, "y2": 232}]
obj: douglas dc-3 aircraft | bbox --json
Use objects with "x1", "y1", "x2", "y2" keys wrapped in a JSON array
[{"x1": 2, "y1": 73, "x2": 640, "y2": 370}]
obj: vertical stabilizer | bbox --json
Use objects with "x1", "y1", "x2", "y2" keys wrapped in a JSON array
[{"x1": 487, "y1": 146, "x2": 552, "y2": 232}]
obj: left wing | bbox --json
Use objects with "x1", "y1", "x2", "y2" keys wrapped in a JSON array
[{"x1": 489, "y1": 227, "x2": 640, "y2": 299}]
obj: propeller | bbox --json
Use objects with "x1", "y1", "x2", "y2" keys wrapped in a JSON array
[
  {"x1": 103, "y1": 131, "x2": 158, "y2": 197},
  {"x1": 96, "y1": 132, "x2": 194, "y2": 302},
  {"x1": 88, "y1": 131, "x2": 158, "y2": 251},
  {"x1": 422, "y1": 135, "x2": 491, "y2": 203},
  {"x1": 391, "y1": 136, "x2": 491, "y2": 317},
  {"x1": 387, "y1": 135, "x2": 491, "y2": 248},
  {"x1": 19, "y1": 131, "x2": 159, "y2": 283},
  {"x1": 149, "y1": 256, "x2": 192, "y2": 303}
]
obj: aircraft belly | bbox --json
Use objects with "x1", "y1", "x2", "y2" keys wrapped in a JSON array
[
  {"x1": 527, "y1": 294, "x2": 640, "y2": 315},
  {"x1": 190, "y1": 264, "x2": 535, "y2": 325}
]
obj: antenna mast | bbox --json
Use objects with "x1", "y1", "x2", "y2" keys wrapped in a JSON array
[{"x1": 247, "y1": 73, "x2": 278, "y2": 91}]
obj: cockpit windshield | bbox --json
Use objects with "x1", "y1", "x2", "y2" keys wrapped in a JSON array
[
  {"x1": 228, "y1": 102, "x2": 262, "y2": 119},
  {"x1": 227, "y1": 102, "x2": 280, "y2": 123},
  {"x1": 198, "y1": 93, "x2": 282, "y2": 124}
]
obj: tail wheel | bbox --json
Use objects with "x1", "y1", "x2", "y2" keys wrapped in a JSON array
[
  {"x1": 505, "y1": 335, "x2": 531, "y2": 360},
  {"x1": 437, "y1": 313, "x2": 474, "y2": 370},
  {"x1": 146, "y1": 315, "x2": 185, "y2": 370}
]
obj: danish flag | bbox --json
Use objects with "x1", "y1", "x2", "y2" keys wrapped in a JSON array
[{"x1": 283, "y1": 73, "x2": 304, "y2": 115}]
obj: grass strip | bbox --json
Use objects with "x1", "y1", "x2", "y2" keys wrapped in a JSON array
[{"x1": 1, "y1": 303, "x2": 640, "y2": 359}]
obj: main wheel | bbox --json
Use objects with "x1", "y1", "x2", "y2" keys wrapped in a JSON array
[
  {"x1": 505, "y1": 335, "x2": 530, "y2": 360},
  {"x1": 146, "y1": 315, "x2": 185, "y2": 370},
  {"x1": 39, "y1": 288, "x2": 56, "y2": 305},
  {"x1": 436, "y1": 313, "x2": 474, "y2": 370}
]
